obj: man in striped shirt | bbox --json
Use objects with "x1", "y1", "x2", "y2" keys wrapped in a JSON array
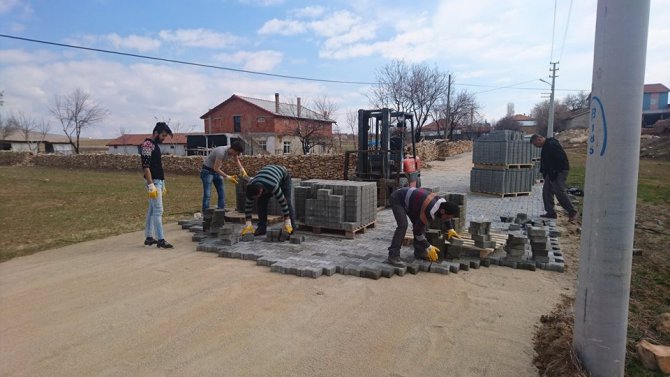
[
  {"x1": 241, "y1": 165, "x2": 295, "y2": 236},
  {"x1": 387, "y1": 187, "x2": 460, "y2": 266}
]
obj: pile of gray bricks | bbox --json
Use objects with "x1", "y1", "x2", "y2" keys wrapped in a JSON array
[
  {"x1": 469, "y1": 221, "x2": 496, "y2": 249},
  {"x1": 426, "y1": 191, "x2": 467, "y2": 233},
  {"x1": 294, "y1": 179, "x2": 377, "y2": 231},
  {"x1": 236, "y1": 178, "x2": 302, "y2": 216},
  {"x1": 470, "y1": 130, "x2": 537, "y2": 195}
]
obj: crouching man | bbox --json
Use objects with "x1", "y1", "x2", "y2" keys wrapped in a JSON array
[
  {"x1": 240, "y1": 164, "x2": 295, "y2": 237},
  {"x1": 387, "y1": 187, "x2": 460, "y2": 266}
]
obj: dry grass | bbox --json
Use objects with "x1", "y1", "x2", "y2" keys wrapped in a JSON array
[{"x1": 0, "y1": 166, "x2": 201, "y2": 262}]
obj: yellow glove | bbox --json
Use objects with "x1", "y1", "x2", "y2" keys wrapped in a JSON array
[
  {"x1": 225, "y1": 175, "x2": 240, "y2": 185},
  {"x1": 426, "y1": 245, "x2": 439, "y2": 262},
  {"x1": 147, "y1": 183, "x2": 158, "y2": 199},
  {"x1": 240, "y1": 167, "x2": 249, "y2": 179},
  {"x1": 241, "y1": 221, "x2": 254, "y2": 236},
  {"x1": 283, "y1": 218, "x2": 293, "y2": 234},
  {"x1": 447, "y1": 229, "x2": 461, "y2": 240}
]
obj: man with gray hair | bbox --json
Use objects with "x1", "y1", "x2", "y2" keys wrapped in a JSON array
[{"x1": 530, "y1": 134, "x2": 579, "y2": 223}]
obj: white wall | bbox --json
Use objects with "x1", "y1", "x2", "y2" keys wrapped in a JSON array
[
  {"x1": 52, "y1": 144, "x2": 74, "y2": 155},
  {"x1": 107, "y1": 144, "x2": 186, "y2": 156}
]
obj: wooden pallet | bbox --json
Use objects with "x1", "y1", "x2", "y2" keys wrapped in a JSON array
[
  {"x1": 224, "y1": 211, "x2": 283, "y2": 225},
  {"x1": 297, "y1": 221, "x2": 376, "y2": 239},
  {"x1": 403, "y1": 230, "x2": 507, "y2": 258},
  {"x1": 474, "y1": 163, "x2": 534, "y2": 169},
  {"x1": 471, "y1": 191, "x2": 531, "y2": 198}
]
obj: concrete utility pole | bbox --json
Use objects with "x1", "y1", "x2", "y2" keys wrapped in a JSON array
[
  {"x1": 546, "y1": 62, "x2": 559, "y2": 137},
  {"x1": 573, "y1": 1, "x2": 650, "y2": 376}
]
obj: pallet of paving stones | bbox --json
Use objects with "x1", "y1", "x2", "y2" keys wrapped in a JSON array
[
  {"x1": 296, "y1": 220, "x2": 376, "y2": 239},
  {"x1": 473, "y1": 163, "x2": 535, "y2": 169},
  {"x1": 223, "y1": 210, "x2": 283, "y2": 225},
  {"x1": 470, "y1": 191, "x2": 531, "y2": 198}
]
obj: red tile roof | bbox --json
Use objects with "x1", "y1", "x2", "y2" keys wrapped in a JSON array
[
  {"x1": 644, "y1": 83, "x2": 669, "y2": 93},
  {"x1": 106, "y1": 133, "x2": 193, "y2": 146},
  {"x1": 512, "y1": 114, "x2": 534, "y2": 121}
]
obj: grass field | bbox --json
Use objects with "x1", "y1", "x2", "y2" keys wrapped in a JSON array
[{"x1": 0, "y1": 166, "x2": 203, "y2": 262}]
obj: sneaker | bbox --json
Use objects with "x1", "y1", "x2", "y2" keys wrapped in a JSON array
[
  {"x1": 156, "y1": 239, "x2": 174, "y2": 249},
  {"x1": 386, "y1": 256, "x2": 406, "y2": 267},
  {"x1": 254, "y1": 227, "x2": 267, "y2": 236},
  {"x1": 144, "y1": 237, "x2": 158, "y2": 246},
  {"x1": 540, "y1": 213, "x2": 557, "y2": 219}
]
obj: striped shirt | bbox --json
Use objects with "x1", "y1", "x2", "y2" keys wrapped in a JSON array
[
  {"x1": 394, "y1": 187, "x2": 450, "y2": 247},
  {"x1": 245, "y1": 165, "x2": 290, "y2": 219}
]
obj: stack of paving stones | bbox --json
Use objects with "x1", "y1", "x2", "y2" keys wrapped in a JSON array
[
  {"x1": 235, "y1": 178, "x2": 301, "y2": 216},
  {"x1": 294, "y1": 179, "x2": 377, "y2": 231},
  {"x1": 470, "y1": 130, "x2": 535, "y2": 195},
  {"x1": 469, "y1": 221, "x2": 496, "y2": 249},
  {"x1": 427, "y1": 191, "x2": 466, "y2": 233}
]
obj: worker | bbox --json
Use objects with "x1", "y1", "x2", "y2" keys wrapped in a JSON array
[
  {"x1": 241, "y1": 165, "x2": 295, "y2": 236},
  {"x1": 530, "y1": 134, "x2": 579, "y2": 223},
  {"x1": 200, "y1": 140, "x2": 248, "y2": 213},
  {"x1": 389, "y1": 121, "x2": 406, "y2": 154},
  {"x1": 387, "y1": 187, "x2": 461, "y2": 266},
  {"x1": 141, "y1": 122, "x2": 174, "y2": 249}
]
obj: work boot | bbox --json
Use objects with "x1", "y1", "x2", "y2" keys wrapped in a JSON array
[
  {"x1": 254, "y1": 224, "x2": 267, "y2": 236},
  {"x1": 144, "y1": 237, "x2": 158, "y2": 246},
  {"x1": 540, "y1": 213, "x2": 557, "y2": 219},
  {"x1": 386, "y1": 256, "x2": 406, "y2": 267},
  {"x1": 156, "y1": 239, "x2": 174, "y2": 249}
]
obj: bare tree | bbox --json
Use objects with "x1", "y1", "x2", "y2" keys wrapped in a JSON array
[
  {"x1": 370, "y1": 60, "x2": 450, "y2": 138},
  {"x1": 0, "y1": 113, "x2": 18, "y2": 140},
  {"x1": 50, "y1": 88, "x2": 109, "y2": 154},
  {"x1": 12, "y1": 112, "x2": 38, "y2": 152},
  {"x1": 495, "y1": 115, "x2": 521, "y2": 131},
  {"x1": 531, "y1": 99, "x2": 570, "y2": 135},
  {"x1": 285, "y1": 96, "x2": 334, "y2": 155},
  {"x1": 346, "y1": 110, "x2": 358, "y2": 150},
  {"x1": 564, "y1": 91, "x2": 590, "y2": 111},
  {"x1": 433, "y1": 89, "x2": 480, "y2": 140},
  {"x1": 36, "y1": 119, "x2": 51, "y2": 152}
]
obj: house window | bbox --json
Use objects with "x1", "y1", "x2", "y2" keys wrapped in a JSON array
[
  {"x1": 233, "y1": 115, "x2": 242, "y2": 132},
  {"x1": 283, "y1": 141, "x2": 291, "y2": 154},
  {"x1": 258, "y1": 140, "x2": 267, "y2": 152},
  {"x1": 257, "y1": 116, "x2": 265, "y2": 123}
]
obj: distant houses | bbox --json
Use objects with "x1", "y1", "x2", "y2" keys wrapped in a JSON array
[
  {"x1": 105, "y1": 133, "x2": 192, "y2": 156},
  {"x1": 0, "y1": 130, "x2": 74, "y2": 154}
]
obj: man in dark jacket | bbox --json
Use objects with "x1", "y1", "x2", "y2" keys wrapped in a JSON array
[
  {"x1": 531, "y1": 134, "x2": 579, "y2": 222},
  {"x1": 387, "y1": 187, "x2": 460, "y2": 266}
]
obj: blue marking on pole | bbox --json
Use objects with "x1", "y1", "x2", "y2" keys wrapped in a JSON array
[{"x1": 589, "y1": 96, "x2": 608, "y2": 156}]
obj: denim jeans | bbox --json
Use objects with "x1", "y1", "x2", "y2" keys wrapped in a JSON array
[
  {"x1": 145, "y1": 179, "x2": 165, "y2": 240},
  {"x1": 200, "y1": 169, "x2": 224, "y2": 213},
  {"x1": 256, "y1": 176, "x2": 295, "y2": 230}
]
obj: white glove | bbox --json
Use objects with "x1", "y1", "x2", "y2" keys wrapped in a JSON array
[{"x1": 283, "y1": 218, "x2": 293, "y2": 234}]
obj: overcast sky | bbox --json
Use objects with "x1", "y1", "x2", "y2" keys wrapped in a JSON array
[{"x1": 0, "y1": 0, "x2": 668, "y2": 138}]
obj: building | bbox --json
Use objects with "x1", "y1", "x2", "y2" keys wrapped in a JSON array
[
  {"x1": 106, "y1": 133, "x2": 192, "y2": 156},
  {"x1": 511, "y1": 114, "x2": 539, "y2": 135},
  {"x1": 563, "y1": 108, "x2": 590, "y2": 130},
  {"x1": 422, "y1": 119, "x2": 492, "y2": 140},
  {"x1": 0, "y1": 130, "x2": 74, "y2": 154},
  {"x1": 643, "y1": 83, "x2": 670, "y2": 127},
  {"x1": 199, "y1": 93, "x2": 335, "y2": 155}
]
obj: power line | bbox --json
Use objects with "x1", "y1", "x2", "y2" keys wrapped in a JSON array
[
  {"x1": 559, "y1": 0, "x2": 574, "y2": 61},
  {"x1": 550, "y1": 0, "x2": 558, "y2": 61},
  {"x1": 0, "y1": 33, "x2": 588, "y2": 93},
  {"x1": 0, "y1": 34, "x2": 376, "y2": 85}
]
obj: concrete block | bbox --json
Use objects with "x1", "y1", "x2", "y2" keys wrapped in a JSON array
[
  {"x1": 299, "y1": 266, "x2": 323, "y2": 279},
  {"x1": 430, "y1": 264, "x2": 450, "y2": 274},
  {"x1": 241, "y1": 234, "x2": 255, "y2": 242},
  {"x1": 359, "y1": 266, "x2": 382, "y2": 280},
  {"x1": 545, "y1": 262, "x2": 565, "y2": 273}
]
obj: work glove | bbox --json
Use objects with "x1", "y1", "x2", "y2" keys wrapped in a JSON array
[
  {"x1": 283, "y1": 218, "x2": 293, "y2": 235},
  {"x1": 425, "y1": 245, "x2": 439, "y2": 262},
  {"x1": 147, "y1": 183, "x2": 158, "y2": 199},
  {"x1": 225, "y1": 175, "x2": 240, "y2": 185},
  {"x1": 446, "y1": 229, "x2": 461, "y2": 240},
  {"x1": 241, "y1": 221, "x2": 254, "y2": 236},
  {"x1": 240, "y1": 167, "x2": 249, "y2": 180}
]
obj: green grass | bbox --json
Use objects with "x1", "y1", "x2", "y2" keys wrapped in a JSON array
[{"x1": 0, "y1": 166, "x2": 203, "y2": 262}]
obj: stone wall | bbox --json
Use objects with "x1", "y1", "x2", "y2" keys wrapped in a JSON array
[
  {"x1": 415, "y1": 140, "x2": 473, "y2": 161},
  {"x1": 0, "y1": 151, "x2": 33, "y2": 166}
]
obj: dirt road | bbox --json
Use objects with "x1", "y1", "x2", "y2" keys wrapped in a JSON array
[{"x1": 0, "y1": 221, "x2": 573, "y2": 377}]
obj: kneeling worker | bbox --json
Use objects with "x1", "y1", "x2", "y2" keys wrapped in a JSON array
[
  {"x1": 387, "y1": 187, "x2": 461, "y2": 266},
  {"x1": 241, "y1": 164, "x2": 295, "y2": 236}
]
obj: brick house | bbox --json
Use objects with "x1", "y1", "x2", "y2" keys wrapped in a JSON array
[{"x1": 200, "y1": 93, "x2": 335, "y2": 155}]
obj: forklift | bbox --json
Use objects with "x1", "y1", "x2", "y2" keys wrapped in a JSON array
[{"x1": 344, "y1": 108, "x2": 422, "y2": 207}]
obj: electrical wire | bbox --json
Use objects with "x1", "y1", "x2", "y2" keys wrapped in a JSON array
[{"x1": 558, "y1": 0, "x2": 574, "y2": 61}]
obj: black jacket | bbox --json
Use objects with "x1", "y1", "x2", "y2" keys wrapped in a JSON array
[
  {"x1": 540, "y1": 138, "x2": 569, "y2": 180},
  {"x1": 140, "y1": 138, "x2": 164, "y2": 180}
]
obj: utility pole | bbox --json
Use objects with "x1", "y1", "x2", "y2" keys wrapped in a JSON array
[
  {"x1": 444, "y1": 73, "x2": 452, "y2": 140},
  {"x1": 546, "y1": 61, "x2": 559, "y2": 137},
  {"x1": 573, "y1": 1, "x2": 650, "y2": 376}
]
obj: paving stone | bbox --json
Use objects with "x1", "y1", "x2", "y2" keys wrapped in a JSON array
[
  {"x1": 545, "y1": 262, "x2": 565, "y2": 273},
  {"x1": 359, "y1": 266, "x2": 382, "y2": 280},
  {"x1": 430, "y1": 264, "x2": 450, "y2": 274},
  {"x1": 241, "y1": 234, "x2": 255, "y2": 242}
]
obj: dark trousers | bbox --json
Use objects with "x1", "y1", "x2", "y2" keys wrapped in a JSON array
[
  {"x1": 257, "y1": 177, "x2": 295, "y2": 229},
  {"x1": 388, "y1": 191, "x2": 407, "y2": 258},
  {"x1": 543, "y1": 170, "x2": 577, "y2": 216}
]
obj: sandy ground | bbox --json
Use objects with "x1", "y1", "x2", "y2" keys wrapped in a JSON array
[{"x1": 0, "y1": 219, "x2": 573, "y2": 377}]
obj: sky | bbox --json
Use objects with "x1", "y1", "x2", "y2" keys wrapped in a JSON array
[{"x1": 0, "y1": 0, "x2": 668, "y2": 138}]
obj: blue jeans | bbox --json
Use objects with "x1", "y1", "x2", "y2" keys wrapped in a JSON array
[
  {"x1": 200, "y1": 169, "x2": 224, "y2": 213},
  {"x1": 145, "y1": 179, "x2": 165, "y2": 240}
]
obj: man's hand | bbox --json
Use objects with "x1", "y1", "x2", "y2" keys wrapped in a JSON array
[
  {"x1": 240, "y1": 167, "x2": 249, "y2": 180},
  {"x1": 241, "y1": 221, "x2": 254, "y2": 236},
  {"x1": 225, "y1": 175, "x2": 240, "y2": 185},
  {"x1": 446, "y1": 229, "x2": 461, "y2": 240},
  {"x1": 283, "y1": 218, "x2": 293, "y2": 235},
  {"x1": 147, "y1": 183, "x2": 158, "y2": 199},
  {"x1": 425, "y1": 245, "x2": 439, "y2": 262}
]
